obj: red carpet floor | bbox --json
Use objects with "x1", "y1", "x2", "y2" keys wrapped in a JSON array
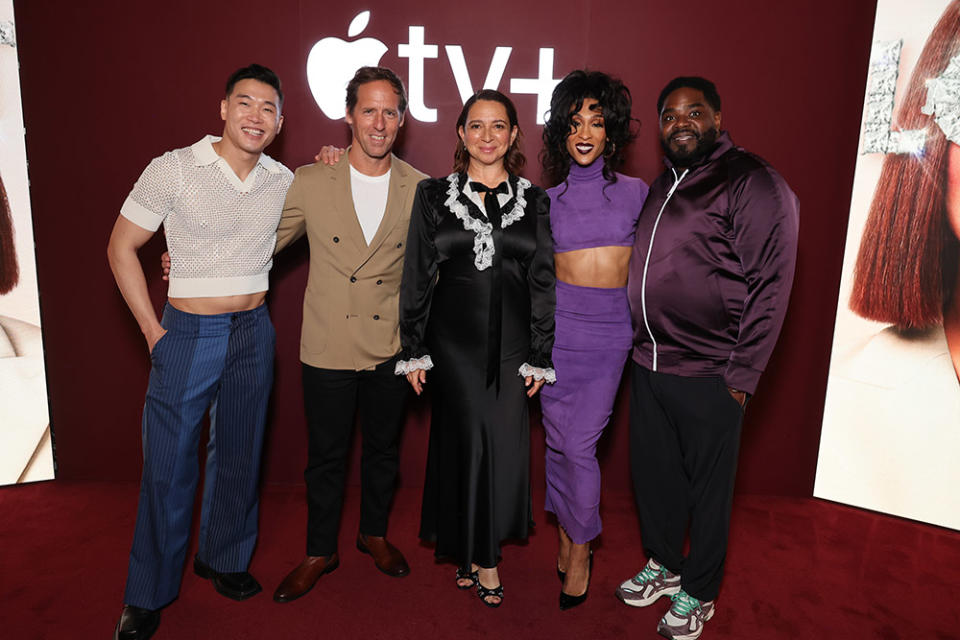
[{"x1": 2, "y1": 482, "x2": 959, "y2": 639}]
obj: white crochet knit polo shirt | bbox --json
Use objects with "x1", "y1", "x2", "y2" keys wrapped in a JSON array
[{"x1": 120, "y1": 135, "x2": 293, "y2": 298}]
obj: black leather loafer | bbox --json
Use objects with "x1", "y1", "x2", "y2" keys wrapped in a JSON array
[
  {"x1": 114, "y1": 604, "x2": 160, "y2": 640},
  {"x1": 193, "y1": 555, "x2": 262, "y2": 601}
]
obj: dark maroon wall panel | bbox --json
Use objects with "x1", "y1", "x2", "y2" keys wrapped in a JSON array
[{"x1": 13, "y1": 0, "x2": 877, "y2": 495}]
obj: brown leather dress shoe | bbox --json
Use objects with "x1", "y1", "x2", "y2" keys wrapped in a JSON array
[
  {"x1": 356, "y1": 533, "x2": 410, "y2": 577},
  {"x1": 272, "y1": 553, "x2": 340, "y2": 603}
]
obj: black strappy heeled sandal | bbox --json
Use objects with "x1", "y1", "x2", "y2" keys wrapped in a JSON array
[
  {"x1": 455, "y1": 566, "x2": 479, "y2": 590},
  {"x1": 477, "y1": 581, "x2": 504, "y2": 608}
]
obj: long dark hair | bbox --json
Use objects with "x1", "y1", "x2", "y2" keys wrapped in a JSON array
[
  {"x1": 850, "y1": 0, "x2": 960, "y2": 329},
  {"x1": 540, "y1": 69, "x2": 637, "y2": 187},
  {"x1": 453, "y1": 89, "x2": 525, "y2": 175},
  {"x1": 0, "y1": 174, "x2": 19, "y2": 295}
]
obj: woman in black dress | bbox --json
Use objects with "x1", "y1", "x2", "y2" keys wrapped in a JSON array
[{"x1": 395, "y1": 90, "x2": 555, "y2": 607}]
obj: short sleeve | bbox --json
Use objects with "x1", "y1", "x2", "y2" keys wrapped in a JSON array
[{"x1": 120, "y1": 151, "x2": 182, "y2": 231}]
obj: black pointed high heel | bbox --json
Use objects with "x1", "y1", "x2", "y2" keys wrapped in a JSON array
[{"x1": 559, "y1": 550, "x2": 592, "y2": 611}]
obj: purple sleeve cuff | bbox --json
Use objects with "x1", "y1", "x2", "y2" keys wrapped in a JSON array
[{"x1": 722, "y1": 360, "x2": 763, "y2": 395}]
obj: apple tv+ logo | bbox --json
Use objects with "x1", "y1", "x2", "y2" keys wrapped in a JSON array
[{"x1": 306, "y1": 11, "x2": 561, "y2": 124}]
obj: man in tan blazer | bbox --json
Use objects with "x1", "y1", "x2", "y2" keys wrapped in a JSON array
[{"x1": 271, "y1": 67, "x2": 427, "y2": 603}]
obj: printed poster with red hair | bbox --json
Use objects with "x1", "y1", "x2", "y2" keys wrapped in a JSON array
[
  {"x1": 816, "y1": 0, "x2": 960, "y2": 530},
  {"x1": 0, "y1": 0, "x2": 53, "y2": 485}
]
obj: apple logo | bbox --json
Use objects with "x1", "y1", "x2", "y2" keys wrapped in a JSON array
[{"x1": 307, "y1": 11, "x2": 388, "y2": 119}]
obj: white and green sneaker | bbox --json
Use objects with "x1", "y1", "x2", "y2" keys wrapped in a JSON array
[
  {"x1": 615, "y1": 558, "x2": 681, "y2": 607},
  {"x1": 657, "y1": 590, "x2": 715, "y2": 640}
]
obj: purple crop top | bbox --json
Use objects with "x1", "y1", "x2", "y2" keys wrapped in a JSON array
[{"x1": 547, "y1": 160, "x2": 649, "y2": 253}]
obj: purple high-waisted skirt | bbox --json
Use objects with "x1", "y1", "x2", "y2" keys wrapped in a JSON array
[{"x1": 540, "y1": 280, "x2": 632, "y2": 544}]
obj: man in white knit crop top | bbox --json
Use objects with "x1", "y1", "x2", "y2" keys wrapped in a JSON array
[{"x1": 107, "y1": 64, "x2": 293, "y2": 640}]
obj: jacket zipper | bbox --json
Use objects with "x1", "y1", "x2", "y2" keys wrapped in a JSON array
[{"x1": 640, "y1": 167, "x2": 688, "y2": 371}]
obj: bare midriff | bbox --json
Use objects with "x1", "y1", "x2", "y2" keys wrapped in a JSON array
[
  {"x1": 555, "y1": 246, "x2": 632, "y2": 288},
  {"x1": 168, "y1": 292, "x2": 267, "y2": 315}
]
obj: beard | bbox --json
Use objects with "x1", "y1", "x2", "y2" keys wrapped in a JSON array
[{"x1": 661, "y1": 126, "x2": 719, "y2": 168}]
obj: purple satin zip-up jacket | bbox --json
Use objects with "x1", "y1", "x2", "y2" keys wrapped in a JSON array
[{"x1": 627, "y1": 131, "x2": 799, "y2": 395}]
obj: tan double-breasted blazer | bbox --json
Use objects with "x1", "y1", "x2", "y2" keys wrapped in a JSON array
[{"x1": 275, "y1": 153, "x2": 427, "y2": 370}]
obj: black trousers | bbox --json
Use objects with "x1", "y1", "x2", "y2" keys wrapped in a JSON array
[
  {"x1": 302, "y1": 357, "x2": 409, "y2": 556},
  {"x1": 629, "y1": 363, "x2": 744, "y2": 602}
]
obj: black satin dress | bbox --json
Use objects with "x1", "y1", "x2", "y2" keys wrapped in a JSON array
[{"x1": 398, "y1": 172, "x2": 555, "y2": 569}]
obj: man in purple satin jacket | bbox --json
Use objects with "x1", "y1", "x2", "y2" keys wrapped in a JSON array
[{"x1": 615, "y1": 76, "x2": 799, "y2": 640}]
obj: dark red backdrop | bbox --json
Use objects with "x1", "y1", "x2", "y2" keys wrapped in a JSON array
[{"x1": 12, "y1": 0, "x2": 877, "y2": 496}]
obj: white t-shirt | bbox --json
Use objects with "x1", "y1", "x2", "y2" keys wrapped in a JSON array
[{"x1": 350, "y1": 165, "x2": 391, "y2": 245}]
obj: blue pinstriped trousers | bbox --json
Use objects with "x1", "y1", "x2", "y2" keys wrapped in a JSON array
[{"x1": 123, "y1": 303, "x2": 274, "y2": 610}]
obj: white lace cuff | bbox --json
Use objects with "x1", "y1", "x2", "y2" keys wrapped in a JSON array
[
  {"x1": 395, "y1": 355, "x2": 434, "y2": 375},
  {"x1": 518, "y1": 362, "x2": 556, "y2": 383}
]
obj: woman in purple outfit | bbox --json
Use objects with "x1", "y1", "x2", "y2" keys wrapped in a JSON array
[{"x1": 539, "y1": 70, "x2": 648, "y2": 610}]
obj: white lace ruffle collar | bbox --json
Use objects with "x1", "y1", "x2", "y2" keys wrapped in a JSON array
[{"x1": 444, "y1": 173, "x2": 530, "y2": 271}]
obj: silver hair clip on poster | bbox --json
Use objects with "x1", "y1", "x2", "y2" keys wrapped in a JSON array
[
  {"x1": 0, "y1": 21, "x2": 14, "y2": 47},
  {"x1": 923, "y1": 53, "x2": 960, "y2": 145},
  {"x1": 862, "y1": 40, "x2": 927, "y2": 155}
]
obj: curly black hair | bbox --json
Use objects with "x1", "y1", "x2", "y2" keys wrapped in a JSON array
[{"x1": 540, "y1": 69, "x2": 637, "y2": 189}]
